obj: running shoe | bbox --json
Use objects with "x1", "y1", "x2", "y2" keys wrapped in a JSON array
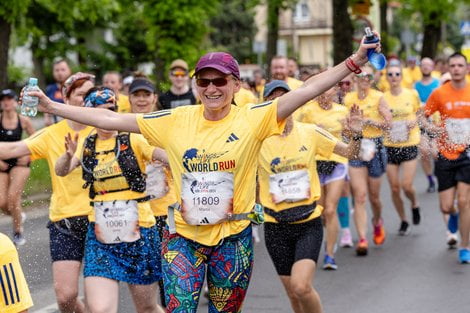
[
  {"x1": 446, "y1": 232, "x2": 458, "y2": 248},
  {"x1": 13, "y1": 233, "x2": 26, "y2": 246},
  {"x1": 323, "y1": 255, "x2": 338, "y2": 270},
  {"x1": 373, "y1": 218, "x2": 386, "y2": 245},
  {"x1": 447, "y1": 213, "x2": 459, "y2": 234},
  {"x1": 21, "y1": 212, "x2": 27, "y2": 224},
  {"x1": 426, "y1": 184, "x2": 436, "y2": 193},
  {"x1": 458, "y1": 249, "x2": 470, "y2": 264},
  {"x1": 356, "y1": 238, "x2": 368, "y2": 256},
  {"x1": 412, "y1": 207, "x2": 421, "y2": 225},
  {"x1": 339, "y1": 228, "x2": 353, "y2": 248},
  {"x1": 398, "y1": 221, "x2": 410, "y2": 236}
]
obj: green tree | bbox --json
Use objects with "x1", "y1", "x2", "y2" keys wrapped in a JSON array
[
  {"x1": 0, "y1": 0, "x2": 31, "y2": 88},
  {"x1": 209, "y1": 0, "x2": 258, "y2": 64},
  {"x1": 143, "y1": 0, "x2": 220, "y2": 88}
]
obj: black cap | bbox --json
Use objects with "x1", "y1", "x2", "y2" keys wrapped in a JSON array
[
  {"x1": 0, "y1": 89, "x2": 17, "y2": 100},
  {"x1": 129, "y1": 78, "x2": 155, "y2": 94}
]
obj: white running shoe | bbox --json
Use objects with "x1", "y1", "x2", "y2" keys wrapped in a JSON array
[
  {"x1": 446, "y1": 231, "x2": 458, "y2": 249},
  {"x1": 13, "y1": 233, "x2": 26, "y2": 246},
  {"x1": 339, "y1": 228, "x2": 353, "y2": 248}
]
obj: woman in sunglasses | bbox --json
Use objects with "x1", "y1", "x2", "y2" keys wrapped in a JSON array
[
  {"x1": 383, "y1": 64, "x2": 422, "y2": 235},
  {"x1": 345, "y1": 65, "x2": 392, "y2": 256},
  {"x1": 23, "y1": 34, "x2": 380, "y2": 312},
  {"x1": 55, "y1": 86, "x2": 167, "y2": 313}
]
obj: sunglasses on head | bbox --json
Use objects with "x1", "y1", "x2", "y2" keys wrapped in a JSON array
[
  {"x1": 387, "y1": 72, "x2": 401, "y2": 77},
  {"x1": 196, "y1": 77, "x2": 229, "y2": 87},
  {"x1": 171, "y1": 70, "x2": 188, "y2": 77}
]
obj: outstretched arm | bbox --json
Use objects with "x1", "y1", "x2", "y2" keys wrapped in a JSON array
[
  {"x1": 0, "y1": 141, "x2": 31, "y2": 160},
  {"x1": 333, "y1": 105, "x2": 363, "y2": 159},
  {"x1": 21, "y1": 90, "x2": 140, "y2": 133},
  {"x1": 55, "y1": 133, "x2": 81, "y2": 177},
  {"x1": 277, "y1": 34, "x2": 380, "y2": 121}
]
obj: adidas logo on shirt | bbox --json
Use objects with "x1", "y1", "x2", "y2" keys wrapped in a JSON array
[
  {"x1": 226, "y1": 133, "x2": 239, "y2": 143},
  {"x1": 200, "y1": 217, "x2": 210, "y2": 224},
  {"x1": 299, "y1": 145, "x2": 308, "y2": 152}
]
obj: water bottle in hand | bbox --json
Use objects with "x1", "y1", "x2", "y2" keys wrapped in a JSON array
[
  {"x1": 364, "y1": 27, "x2": 387, "y2": 70},
  {"x1": 21, "y1": 78, "x2": 39, "y2": 117}
]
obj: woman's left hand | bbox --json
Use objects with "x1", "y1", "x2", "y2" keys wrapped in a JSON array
[{"x1": 346, "y1": 104, "x2": 364, "y2": 136}]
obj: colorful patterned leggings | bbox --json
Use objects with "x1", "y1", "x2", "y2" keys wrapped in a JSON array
[{"x1": 162, "y1": 226, "x2": 254, "y2": 313}]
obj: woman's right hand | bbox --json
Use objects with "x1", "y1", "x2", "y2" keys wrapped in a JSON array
[
  {"x1": 64, "y1": 132, "x2": 79, "y2": 158},
  {"x1": 19, "y1": 87, "x2": 54, "y2": 114}
]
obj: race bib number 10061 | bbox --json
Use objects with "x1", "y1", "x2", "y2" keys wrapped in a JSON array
[{"x1": 181, "y1": 172, "x2": 234, "y2": 225}]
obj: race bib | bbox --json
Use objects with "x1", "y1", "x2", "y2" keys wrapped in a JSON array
[
  {"x1": 445, "y1": 118, "x2": 470, "y2": 145},
  {"x1": 146, "y1": 162, "x2": 169, "y2": 199},
  {"x1": 181, "y1": 172, "x2": 234, "y2": 225},
  {"x1": 389, "y1": 121, "x2": 409, "y2": 143},
  {"x1": 269, "y1": 169, "x2": 311, "y2": 204},
  {"x1": 359, "y1": 138, "x2": 377, "y2": 161},
  {"x1": 94, "y1": 200, "x2": 140, "y2": 244}
]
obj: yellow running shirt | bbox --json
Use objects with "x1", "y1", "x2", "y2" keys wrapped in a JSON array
[
  {"x1": 344, "y1": 89, "x2": 384, "y2": 138},
  {"x1": 83, "y1": 133, "x2": 156, "y2": 227},
  {"x1": 147, "y1": 161, "x2": 177, "y2": 217},
  {"x1": 117, "y1": 93, "x2": 131, "y2": 113},
  {"x1": 0, "y1": 233, "x2": 33, "y2": 313},
  {"x1": 24, "y1": 120, "x2": 93, "y2": 222},
  {"x1": 309, "y1": 101, "x2": 349, "y2": 164},
  {"x1": 258, "y1": 122, "x2": 337, "y2": 223},
  {"x1": 292, "y1": 100, "x2": 316, "y2": 124},
  {"x1": 234, "y1": 88, "x2": 258, "y2": 107},
  {"x1": 136, "y1": 100, "x2": 285, "y2": 246},
  {"x1": 383, "y1": 88, "x2": 421, "y2": 147}
]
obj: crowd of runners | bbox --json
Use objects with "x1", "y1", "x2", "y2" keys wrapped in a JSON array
[{"x1": 0, "y1": 31, "x2": 469, "y2": 313}]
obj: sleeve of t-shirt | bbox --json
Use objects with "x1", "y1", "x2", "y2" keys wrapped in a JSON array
[
  {"x1": 247, "y1": 98, "x2": 286, "y2": 140},
  {"x1": 311, "y1": 124, "x2": 338, "y2": 159},
  {"x1": 23, "y1": 127, "x2": 49, "y2": 160},
  {"x1": 424, "y1": 89, "x2": 439, "y2": 117},
  {"x1": 135, "y1": 110, "x2": 174, "y2": 149},
  {"x1": 412, "y1": 90, "x2": 421, "y2": 112},
  {"x1": 130, "y1": 134, "x2": 155, "y2": 163}
]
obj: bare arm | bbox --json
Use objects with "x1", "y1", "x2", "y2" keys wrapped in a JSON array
[
  {"x1": 0, "y1": 141, "x2": 31, "y2": 160},
  {"x1": 333, "y1": 104, "x2": 363, "y2": 159},
  {"x1": 55, "y1": 133, "x2": 81, "y2": 176},
  {"x1": 22, "y1": 90, "x2": 140, "y2": 133},
  {"x1": 277, "y1": 35, "x2": 381, "y2": 121},
  {"x1": 20, "y1": 116, "x2": 36, "y2": 136},
  {"x1": 152, "y1": 147, "x2": 169, "y2": 164}
]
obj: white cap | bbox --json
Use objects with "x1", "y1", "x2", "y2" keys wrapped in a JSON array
[{"x1": 123, "y1": 76, "x2": 134, "y2": 85}]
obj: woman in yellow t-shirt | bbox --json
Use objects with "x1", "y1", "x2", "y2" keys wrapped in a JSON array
[
  {"x1": 259, "y1": 81, "x2": 364, "y2": 313},
  {"x1": 344, "y1": 65, "x2": 392, "y2": 256},
  {"x1": 310, "y1": 87, "x2": 351, "y2": 269},
  {"x1": 0, "y1": 73, "x2": 95, "y2": 313},
  {"x1": 55, "y1": 87, "x2": 166, "y2": 313},
  {"x1": 383, "y1": 65, "x2": 422, "y2": 235},
  {"x1": 25, "y1": 35, "x2": 382, "y2": 312}
]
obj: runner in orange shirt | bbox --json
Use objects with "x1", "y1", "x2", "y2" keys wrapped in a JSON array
[{"x1": 424, "y1": 52, "x2": 470, "y2": 264}]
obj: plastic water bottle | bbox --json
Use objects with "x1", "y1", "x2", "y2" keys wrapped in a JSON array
[
  {"x1": 364, "y1": 27, "x2": 387, "y2": 70},
  {"x1": 21, "y1": 78, "x2": 39, "y2": 117}
]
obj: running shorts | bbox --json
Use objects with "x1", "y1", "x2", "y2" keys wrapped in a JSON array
[
  {"x1": 349, "y1": 137, "x2": 387, "y2": 178},
  {"x1": 434, "y1": 150, "x2": 470, "y2": 192},
  {"x1": 386, "y1": 146, "x2": 418, "y2": 165},
  {"x1": 319, "y1": 163, "x2": 348, "y2": 186},
  {"x1": 47, "y1": 216, "x2": 89, "y2": 262}
]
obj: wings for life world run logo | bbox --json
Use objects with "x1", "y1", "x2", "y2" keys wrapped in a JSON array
[
  {"x1": 270, "y1": 156, "x2": 306, "y2": 174},
  {"x1": 182, "y1": 148, "x2": 236, "y2": 173}
]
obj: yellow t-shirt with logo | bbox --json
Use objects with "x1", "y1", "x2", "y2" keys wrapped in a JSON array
[
  {"x1": 383, "y1": 88, "x2": 421, "y2": 147},
  {"x1": 258, "y1": 122, "x2": 337, "y2": 223},
  {"x1": 118, "y1": 93, "x2": 131, "y2": 113},
  {"x1": 309, "y1": 102, "x2": 349, "y2": 163},
  {"x1": 147, "y1": 162, "x2": 177, "y2": 217},
  {"x1": 136, "y1": 100, "x2": 285, "y2": 246},
  {"x1": 0, "y1": 233, "x2": 33, "y2": 313},
  {"x1": 84, "y1": 133, "x2": 156, "y2": 227},
  {"x1": 234, "y1": 88, "x2": 258, "y2": 107},
  {"x1": 292, "y1": 100, "x2": 317, "y2": 124},
  {"x1": 24, "y1": 121, "x2": 93, "y2": 222},
  {"x1": 344, "y1": 89, "x2": 384, "y2": 138}
]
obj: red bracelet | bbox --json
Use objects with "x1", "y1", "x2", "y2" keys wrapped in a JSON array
[{"x1": 345, "y1": 57, "x2": 362, "y2": 74}]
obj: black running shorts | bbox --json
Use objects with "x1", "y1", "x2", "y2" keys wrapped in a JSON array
[
  {"x1": 264, "y1": 217, "x2": 323, "y2": 276},
  {"x1": 434, "y1": 151, "x2": 470, "y2": 192}
]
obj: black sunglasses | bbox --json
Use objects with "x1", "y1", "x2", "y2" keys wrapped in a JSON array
[
  {"x1": 387, "y1": 72, "x2": 401, "y2": 77},
  {"x1": 196, "y1": 78, "x2": 229, "y2": 87}
]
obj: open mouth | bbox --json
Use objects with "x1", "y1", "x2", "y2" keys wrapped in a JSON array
[{"x1": 205, "y1": 95, "x2": 222, "y2": 100}]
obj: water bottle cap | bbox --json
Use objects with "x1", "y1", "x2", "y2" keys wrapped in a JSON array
[{"x1": 28, "y1": 78, "x2": 38, "y2": 86}]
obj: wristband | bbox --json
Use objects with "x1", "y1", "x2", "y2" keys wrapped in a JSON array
[
  {"x1": 352, "y1": 134, "x2": 363, "y2": 141},
  {"x1": 345, "y1": 57, "x2": 362, "y2": 74}
]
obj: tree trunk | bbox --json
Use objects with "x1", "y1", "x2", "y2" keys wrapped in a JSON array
[
  {"x1": 421, "y1": 13, "x2": 441, "y2": 59},
  {"x1": 154, "y1": 56, "x2": 165, "y2": 93},
  {"x1": 30, "y1": 38, "x2": 47, "y2": 89},
  {"x1": 266, "y1": 0, "x2": 280, "y2": 79},
  {"x1": 332, "y1": 0, "x2": 353, "y2": 65},
  {"x1": 379, "y1": 0, "x2": 388, "y2": 56},
  {"x1": 0, "y1": 16, "x2": 12, "y2": 89}
]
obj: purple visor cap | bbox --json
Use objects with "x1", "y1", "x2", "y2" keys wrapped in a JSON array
[{"x1": 194, "y1": 52, "x2": 240, "y2": 80}]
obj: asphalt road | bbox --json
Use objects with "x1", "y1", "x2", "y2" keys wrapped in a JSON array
[{"x1": 1, "y1": 168, "x2": 469, "y2": 313}]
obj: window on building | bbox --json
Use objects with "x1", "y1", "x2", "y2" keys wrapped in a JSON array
[{"x1": 293, "y1": 0, "x2": 310, "y2": 23}]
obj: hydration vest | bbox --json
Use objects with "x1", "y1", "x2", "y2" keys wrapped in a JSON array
[{"x1": 82, "y1": 133, "x2": 146, "y2": 199}]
